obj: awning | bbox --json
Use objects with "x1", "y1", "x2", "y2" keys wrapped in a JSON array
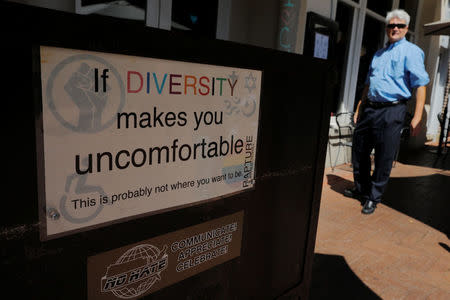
[{"x1": 423, "y1": 19, "x2": 450, "y2": 36}]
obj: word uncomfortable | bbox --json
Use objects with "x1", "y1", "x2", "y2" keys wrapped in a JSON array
[{"x1": 75, "y1": 135, "x2": 244, "y2": 174}]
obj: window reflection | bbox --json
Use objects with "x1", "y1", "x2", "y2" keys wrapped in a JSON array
[
  {"x1": 354, "y1": 16, "x2": 385, "y2": 109},
  {"x1": 400, "y1": 0, "x2": 419, "y2": 29},
  {"x1": 367, "y1": 0, "x2": 393, "y2": 16},
  {"x1": 334, "y1": 2, "x2": 354, "y2": 112}
]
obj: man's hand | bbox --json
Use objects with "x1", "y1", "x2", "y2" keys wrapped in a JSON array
[
  {"x1": 353, "y1": 111, "x2": 359, "y2": 124},
  {"x1": 410, "y1": 86, "x2": 427, "y2": 137},
  {"x1": 353, "y1": 85, "x2": 369, "y2": 125},
  {"x1": 410, "y1": 116, "x2": 421, "y2": 136}
]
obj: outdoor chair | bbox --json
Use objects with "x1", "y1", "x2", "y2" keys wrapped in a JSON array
[
  {"x1": 329, "y1": 112, "x2": 355, "y2": 171},
  {"x1": 329, "y1": 111, "x2": 410, "y2": 171}
]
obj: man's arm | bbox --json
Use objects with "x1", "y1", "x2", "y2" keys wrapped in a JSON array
[
  {"x1": 410, "y1": 85, "x2": 426, "y2": 136},
  {"x1": 353, "y1": 85, "x2": 369, "y2": 124}
]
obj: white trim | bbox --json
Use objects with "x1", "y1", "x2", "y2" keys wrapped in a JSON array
[
  {"x1": 216, "y1": 0, "x2": 231, "y2": 40},
  {"x1": 145, "y1": 0, "x2": 172, "y2": 30},
  {"x1": 75, "y1": 0, "x2": 111, "y2": 15},
  {"x1": 296, "y1": 1, "x2": 308, "y2": 54},
  {"x1": 338, "y1": 3, "x2": 358, "y2": 112},
  {"x1": 159, "y1": 0, "x2": 172, "y2": 30},
  {"x1": 427, "y1": 51, "x2": 442, "y2": 134},
  {"x1": 339, "y1": 0, "x2": 368, "y2": 112},
  {"x1": 331, "y1": 0, "x2": 338, "y2": 20},
  {"x1": 392, "y1": 0, "x2": 400, "y2": 11},
  {"x1": 345, "y1": 0, "x2": 367, "y2": 112},
  {"x1": 414, "y1": 0, "x2": 424, "y2": 35},
  {"x1": 145, "y1": 0, "x2": 160, "y2": 28},
  {"x1": 366, "y1": 9, "x2": 386, "y2": 23},
  {"x1": 339, "y1": 0, "x2": 360, "y2": 9}
]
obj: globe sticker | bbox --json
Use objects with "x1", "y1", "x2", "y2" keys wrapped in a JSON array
[
  {"x1": 88, "y1": 211, "x2": 244, "y2": 299},
  {"x1": 101, "y1": 244, "x2": 168, "y2": 299}
]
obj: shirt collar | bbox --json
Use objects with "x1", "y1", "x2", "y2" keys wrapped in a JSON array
[{"x1": 386, "y1": 37, "x2": 406, "y2": 49}]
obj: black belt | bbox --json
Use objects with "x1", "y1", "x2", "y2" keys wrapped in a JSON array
[{"x1": 366, "y1": 99, "x2": 407, "y2": 108}]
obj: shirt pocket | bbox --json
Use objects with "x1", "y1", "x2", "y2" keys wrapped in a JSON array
[{"x1": 389, "y1": 59, "x2": 404, "y2": 78}]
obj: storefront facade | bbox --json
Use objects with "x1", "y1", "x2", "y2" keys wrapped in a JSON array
[{"x1": 8, "y1": 0, "x2": 449, "y2": 157}]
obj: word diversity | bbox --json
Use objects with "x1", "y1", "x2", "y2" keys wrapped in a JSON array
[{"x1": 95, "y1": 68, "x2": 238, "y2": 97}]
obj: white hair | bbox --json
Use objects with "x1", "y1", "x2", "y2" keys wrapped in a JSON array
[{"x1": 386, "y1": 9, "x2": 410, "y2": 25}]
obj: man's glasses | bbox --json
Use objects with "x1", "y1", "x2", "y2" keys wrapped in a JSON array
[{"x1": 387, "y1": 23, "x2": 407, "y2": 29}]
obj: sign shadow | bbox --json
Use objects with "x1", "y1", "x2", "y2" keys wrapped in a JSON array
[
  {"x1": 383, "y1": 173, "x2": 450, "y2": 235},
  {"x1": 310, "y1": 253, "x2": 381, "y2": 300}
]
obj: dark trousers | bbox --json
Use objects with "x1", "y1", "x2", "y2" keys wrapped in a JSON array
[{"x1": 352, "y1": 103, "x2": 407, "y2": 202}]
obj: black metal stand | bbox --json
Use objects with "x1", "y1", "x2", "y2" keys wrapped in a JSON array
[{"x1": 437, "y1": 62, "x2": 449, "y2": 156}]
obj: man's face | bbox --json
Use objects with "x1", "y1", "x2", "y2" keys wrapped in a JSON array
[{"x1": 386, "y1": 17, "x2": 408, "y2": 43}]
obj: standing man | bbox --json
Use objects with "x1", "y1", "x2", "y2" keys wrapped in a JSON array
[{"x1": 344, "y1": 9, "x2": 429, "y2": 214}]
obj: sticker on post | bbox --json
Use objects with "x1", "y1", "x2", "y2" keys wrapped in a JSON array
[{"x1": 87, "y1": 211, "x2": 244, "y2": 299}]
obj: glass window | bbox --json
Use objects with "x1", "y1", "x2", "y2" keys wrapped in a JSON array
[
  {"x1": 171, "y1": 0, "x2": 218, "y2": 39},
  {"x1": 399, "y1": 0, "x2": 419, "y2": 29},
  {"x1": 354, "y1": 15, "x2": 386, "y2": 109},
  {"x1": 333, "y1": 2, "x2": 354, "y2": 112},
  {"x1": 367, "y1": 0, "x2": 392, "y2": 17},
  {"x1": 406, "y1": 32, "x2": 414, "y2": 42}
]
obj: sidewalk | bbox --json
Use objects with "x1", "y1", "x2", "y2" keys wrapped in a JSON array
[{"x1": 310, "y1": 148, "x2": 450, "y2": 299}]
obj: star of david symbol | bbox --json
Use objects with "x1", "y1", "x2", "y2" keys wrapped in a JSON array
[
  {"x1": 228, "y1": 71, "x2": 238, "y2": 83},
  {"x1": 244, "y1": 72, "x2": 257, "y2": 93}
]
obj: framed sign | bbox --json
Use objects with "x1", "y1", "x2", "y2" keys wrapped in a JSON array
[{"x1": 37, "y1": 46, "x2": 261, "y2": 239}]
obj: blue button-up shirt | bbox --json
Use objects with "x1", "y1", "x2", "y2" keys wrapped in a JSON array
[{"x1": 365, "y1": 38, "x2": 429, "y2": 102}]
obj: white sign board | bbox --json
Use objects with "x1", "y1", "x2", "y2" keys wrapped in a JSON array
[{"x1": 38, "y1": 46, "x2": 261, "y2": 238}]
